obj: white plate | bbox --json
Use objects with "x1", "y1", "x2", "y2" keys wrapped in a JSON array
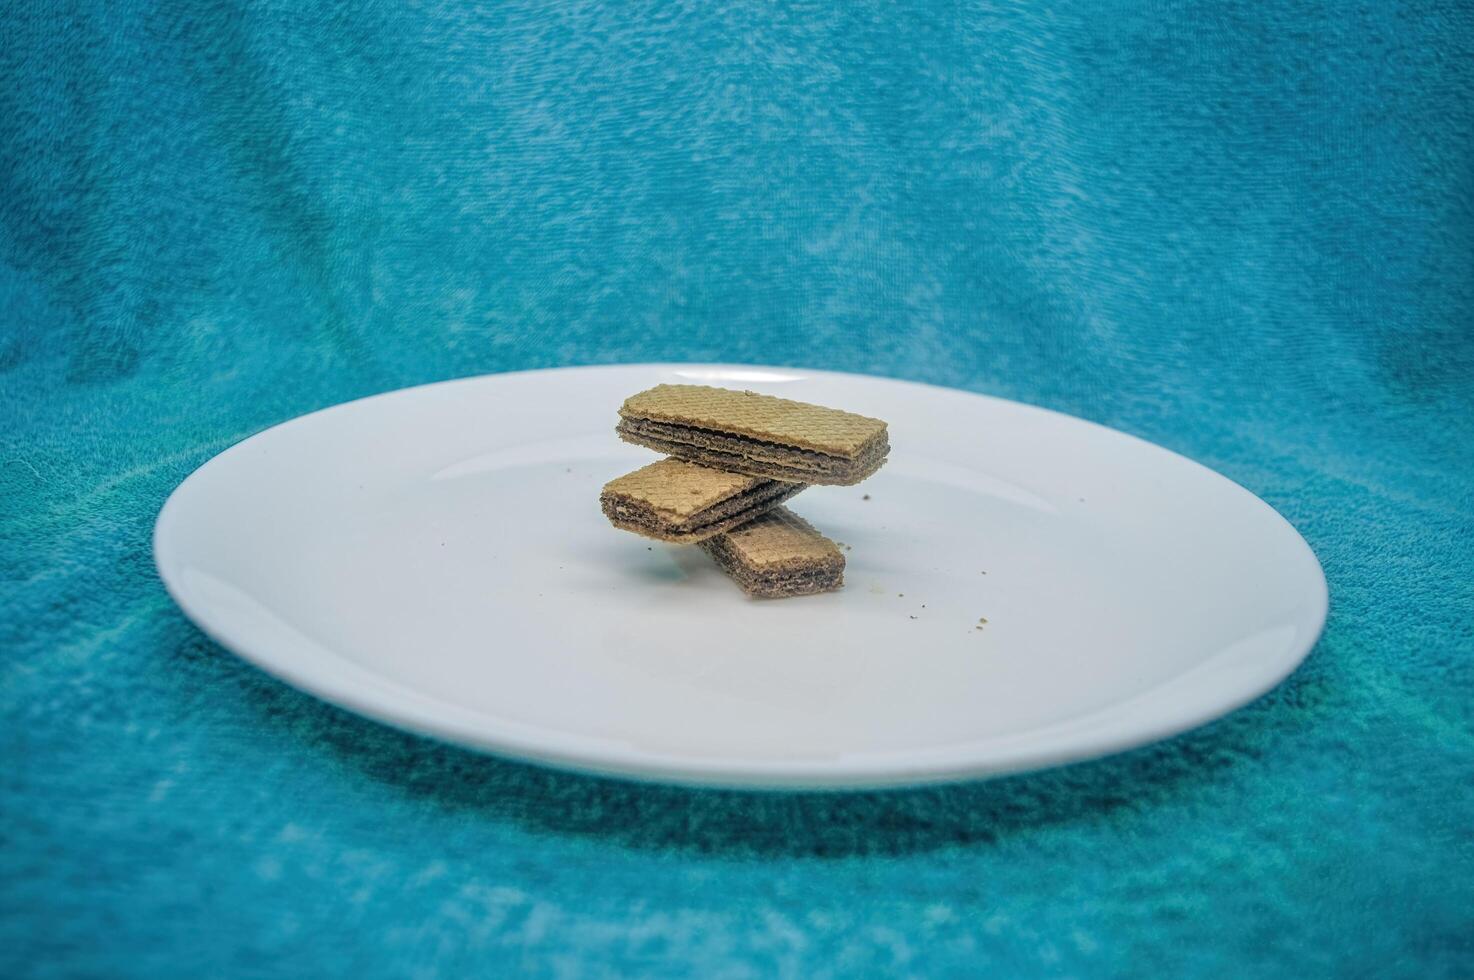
[{"x1": 154, "y1": 365, "x2": 1327, "y2": 789}]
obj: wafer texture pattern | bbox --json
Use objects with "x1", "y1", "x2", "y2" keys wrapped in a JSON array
[
  {"x1": 712, "y1": 506, "x2": 844, "y2": 571},
  {"x1": 620, "y1": 384, "x2": 887, "y2": 458},
  {"x1": 600, "y1": 458, "x2": 766, "y2": 520}
]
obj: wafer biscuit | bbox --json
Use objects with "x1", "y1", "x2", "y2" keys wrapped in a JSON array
[
  {"x1": 699, "y1": 506, "x2": 845, "y2": 597},
  {"x1": 617, "y1": 384, "x2": 888, "y2": 485},
  {"x1": 600, "y1": 458, "x2": 805, "y2": 543}
]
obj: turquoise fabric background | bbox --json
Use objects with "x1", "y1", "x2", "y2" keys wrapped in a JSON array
[{"x1": 4, "y1": 1, "x2": 1472, "y2": 975}]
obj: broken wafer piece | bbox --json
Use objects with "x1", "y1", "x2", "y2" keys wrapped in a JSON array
[
  {"x1": 699, "y1": 505, "x2": 845, "y2": 597},
  {"x1": 617, "y1": 384, "x2": 888, "y2": 486},
  {"x1": 601, "y1": 458, "x2": 806, "y2": 543}
]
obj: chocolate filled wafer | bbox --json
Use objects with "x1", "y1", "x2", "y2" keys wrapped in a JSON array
[
  {"x1": 600, "y1": 458, "x2": 805, "y2": 543},
  {"x1": 699, "y1": 505, "x2": 845, "y2": 598},
  {"x1": 617, "y1": 384, "x2": 888, "y2": 486}
]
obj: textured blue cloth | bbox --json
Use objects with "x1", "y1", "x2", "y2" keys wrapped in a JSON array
[{"x1": 3, "y1": 1, "x2": 1472, "y2": 975}]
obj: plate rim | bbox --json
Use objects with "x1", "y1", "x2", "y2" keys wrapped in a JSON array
[{"x1": 154, "y1": 362, "x2": 1329, "y2": 789}]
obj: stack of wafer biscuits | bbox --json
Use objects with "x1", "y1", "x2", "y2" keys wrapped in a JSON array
[{"x1": 601, "y1": 384, "x2": 888, "y2": 597}]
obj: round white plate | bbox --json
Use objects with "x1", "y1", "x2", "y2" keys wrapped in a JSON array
[{"x1": 154, "y1": 364, "x2": 1327, "y2": 789}]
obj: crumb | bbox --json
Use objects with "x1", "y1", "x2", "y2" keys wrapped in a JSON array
[
  {"x1": 921, "y1": 604, "x2": 926, "y2": 608},
  {"x1": 863, "y1": 494, "x2": 871, "y2": 501},
  {"x1": 646, "y1": 546, "x2": 652, "y2": 551},
  {"x1": 978, "y1": 616, "x2": 988, "y2": 624},
  {"x1": 909, "y1": 615, "x2": 917, "y2": 620},
  {"x1": 898, "y1": 593, "x2": 904, "y2": 598},
  {"x1": 689, "y1": 489, "x2": 700, "y2": 495},
  {"x1": 565, "y1": 468, "x2": 572, "y2": 473},
  {"x1": 980, "y1": 571, "x2": 987, "y2": 575},
  {"x1": 1078, "y1": 497, "x2": 1085, "y2": 503},
  {"x1": 844, "y1": 545, "x2": 852, "y2": 551}
]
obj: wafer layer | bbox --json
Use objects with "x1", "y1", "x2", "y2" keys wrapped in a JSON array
[
  {"x1": 699, "y1": 506, "x2": 845, "y2": 597},
  {"x1": 617, "y1": 384, "x2": 888, "y2": 485},
  {"x1": 600, "y1": 458, "x2": 805, "y2": 543}
]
